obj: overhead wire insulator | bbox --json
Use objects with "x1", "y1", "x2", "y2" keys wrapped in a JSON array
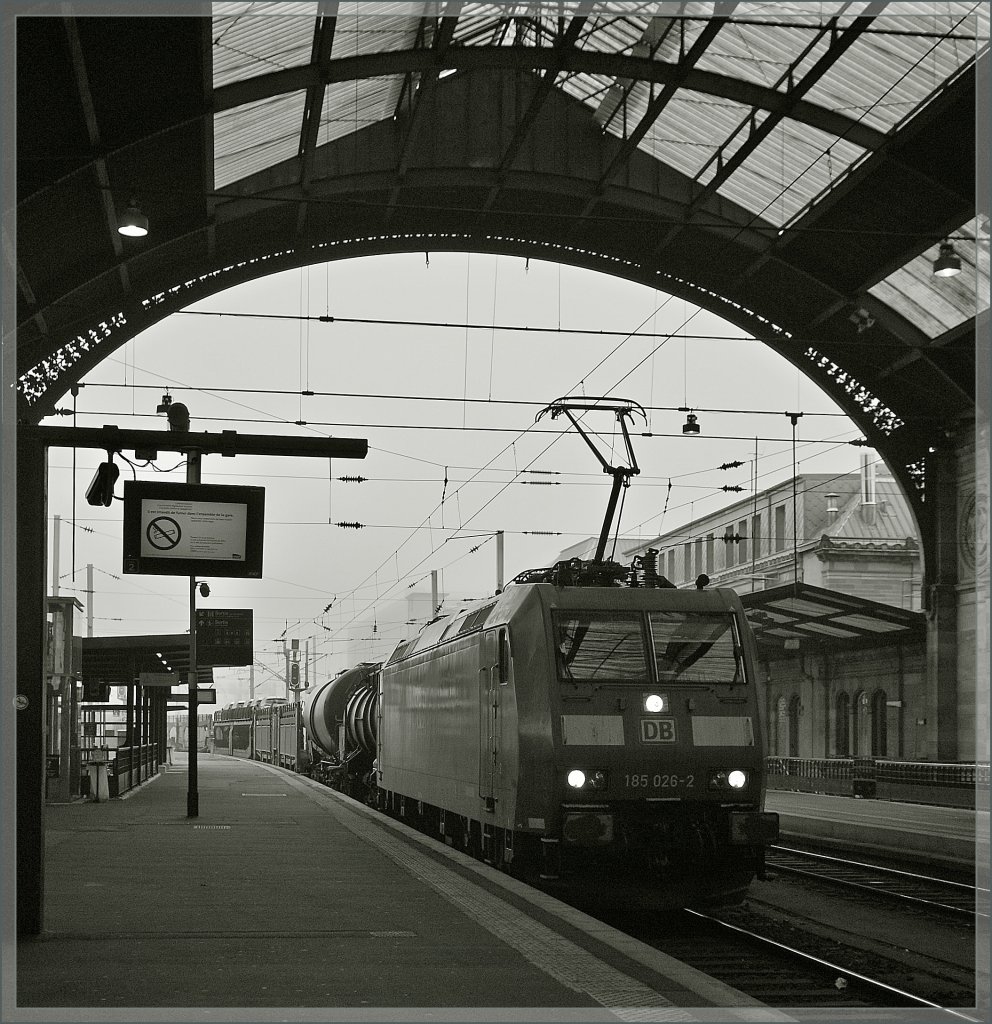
[
  {"x1": 720, "y1": 485, "x2": 745, "y2": 492},
  {"x1": 719, "y1": 460, "x2": 745, "y2": 470},
  {"x1": 335, "y1": 521, "x2": 365, "y2": 529},
  {"x1": 338, "y1": 475, "x2": 368, "y2": 483}
]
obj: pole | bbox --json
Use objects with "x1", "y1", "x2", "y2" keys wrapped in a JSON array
[
  {"x1": 249, "y1": 663, "x2": 255, "y2": 700},
  {"x1": 787, "y1": 414, "x2": 802, "y2": 592},
  {"x1": 284, "y1": 642, "x2": 291, "y2": 702},
  {"x1": 86, "y1": 563, "x2": 94, "y2": 637},
  {"x1": 187, "y1": 448, "x2": 201, "y2": 818},
  {"x1": 431, "y1": 571, "x2": 439, "y2": 615},
  {"x1": 496, "y1": 530, "x2": 504, "y2": 591},
  {"x1": 751, "y1": 438, "x2": 758, "y2": 583},
  {"x1": 52, "y1": 515, "x2": 60, "y2": 596}
]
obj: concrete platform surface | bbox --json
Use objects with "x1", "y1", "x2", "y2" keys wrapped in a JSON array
[
  {"x1": 765, "y1": 788, "x2": 987, "y2": 869},
  {"x1": 11, "y1": 753, "x2": 788, "y2": 1024}
]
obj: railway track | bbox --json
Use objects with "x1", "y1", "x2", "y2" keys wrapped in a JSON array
[
  {"x1": 681, "y1": 908, "x2": 981, "y2": 1018},
  {"x1": 765, "y1": 844, "x2": 986, "y2": 918},
  {"x1": 586, "y1": 900, "x2": 977, "y2": 1015}
]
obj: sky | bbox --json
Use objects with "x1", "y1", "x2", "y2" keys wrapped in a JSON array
[{"x1": 41, "y1": 250, "x2": 871, "y2": 706}]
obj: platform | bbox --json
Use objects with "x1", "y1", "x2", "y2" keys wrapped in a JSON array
[
  {"x1": 765, "y1": 788, "x2": 986, "y2": 870},
  {"x1": 13, "y1": 753, "x2": 787, "y2": 1022}
]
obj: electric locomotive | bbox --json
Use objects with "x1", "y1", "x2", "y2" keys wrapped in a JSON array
[{"x1": 305, "y1": 556, "x2": 779, "y2": 908}]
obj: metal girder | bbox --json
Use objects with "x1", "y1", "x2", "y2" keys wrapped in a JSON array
[
  {"x1": 493, "y1": 14, "x2": 588, "y2": 175},
  {"x1": 209, "y1": 45, "x2": 888, "y2": 153},
  {"x1": 297, "y1": 4, "x2": 338, "y2": 235},
  {"x1": 687, "y1": 7, "x2": 885, "y2": 210},
  {"x1": 394, "y1": 13, "x2": 459, "y2": 179},
  {"x1": 62, "y1": 17, "x2": 129, "y2": 296},
  {"x1": 590, "y1": 11, "x2": 733, "y2": 194},
  {"x1": 594, "y1": 13, "x2": 679, "y2": 137}
]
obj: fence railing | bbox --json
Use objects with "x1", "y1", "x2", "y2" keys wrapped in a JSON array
[
  {"x1": 107, "y1": 743, "x2": 158, "y2": 798},
  {"x1": 766, "y1": 757, "x2": 990, "y2": 808}
]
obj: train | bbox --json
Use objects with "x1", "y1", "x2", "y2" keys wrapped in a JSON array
[{"x1": 214, "y1": 555, "x2": 779, "y2": 908}]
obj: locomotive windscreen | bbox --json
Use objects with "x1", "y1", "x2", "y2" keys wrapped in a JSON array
[
  {"x1": 649, "y1": 611, "x2": 743, "y2": 684},
  {"x1": 554, "y1": 612, "x2": 648, "y2": 681},
  {"x1": 553, "y1": 610, "x2": 744, "y2": 684}
]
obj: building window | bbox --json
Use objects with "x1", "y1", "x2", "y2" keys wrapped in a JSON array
[
  {"x1": 666, "y1": 549, "x2": 675, "y2": 580},
  {"x1": 683, "y1": 541, "x2": 691, "y2": 581},
  {"x1": 724, "y1": 527, "x2": 736, "y2": 567},
  {"x1": 752, "y1": 514, "x2": 762, "y2": 558},
  {"x1": 694, "y1": 538, "x2": 703, "y2": 578},
  {"x1": 706, "y1": 534, "x2": 714, "y2": 573},
  {"x1": 854, "y1": 690, "x2": 871, "y2": 757},
  {"x1": 788, "y1": 694, "x2": 801, "y2": 758},
  {"x1": 871, "y1": 690, "x2": 888, "y2": 757},
  {"x1": 738, "y1": 519, "x2": 748, "y2": 563},
  {"x1": 775, "y1": 504, "x2": 787, "y2": 551},
  {"x1": 835, "y1": 692, "x2": 850, "y2": 756}
]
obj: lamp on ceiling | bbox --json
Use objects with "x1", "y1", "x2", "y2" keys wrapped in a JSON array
[
  {"x1": 118, "y1": 198, "x2": 149, "y2": 237},
  {"x1": 932, "y1": 240, "x2": 961, "y2": 278},
  {"x1": 682, "y1": 411, "x2": 700, "y2": 435}
]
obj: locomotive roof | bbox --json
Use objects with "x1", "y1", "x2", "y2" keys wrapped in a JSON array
[{"x1": 388, "y1": 581, "x2": 746, "y2": 663}]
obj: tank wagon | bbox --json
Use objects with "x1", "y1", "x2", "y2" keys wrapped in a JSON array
[{"x1": 303, "y1": 558, "x2": 779, "y2": 907}]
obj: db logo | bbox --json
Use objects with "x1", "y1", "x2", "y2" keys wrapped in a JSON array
[{"x1": 640, "y1": 718, "x2": 676, "y2": 743}]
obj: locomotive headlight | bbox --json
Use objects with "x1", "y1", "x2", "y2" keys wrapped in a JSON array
[
  {"x1": 709, "y1": 768, "x2": 749, "y2": 791},
  {"x1": 643, "y1": 693, "x2": 667, "y2": 713},
  {"x1": 566, "y1": 769, "x2": 607, "y2": 790}
]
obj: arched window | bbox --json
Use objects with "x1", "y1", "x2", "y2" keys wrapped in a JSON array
[
  {"x1": 854, "y1": 690, "x2": 871, "y2": 757},
  {"x1": 871, "y1": 689, "x2": 888, "y2": 757},
  {"x1": 788, "y1": 694, "x2": 801, "y2": 758},
  {"x1": 775, "y1": 696, "x2": 788, "y2": 756},
  {"x1": 835, "y1": 692, "x2": 850, "y2": 756}
]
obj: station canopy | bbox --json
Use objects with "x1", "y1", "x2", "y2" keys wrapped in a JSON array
[
  {"x1": 80, "y1": 635, "x2": 215, "y2": 689},
  {"x1": 741, "y1": 582, "x2": 925, "y2": 652}
]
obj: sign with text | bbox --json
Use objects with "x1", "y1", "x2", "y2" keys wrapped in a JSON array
[
  {"x1": 195, "y1": 608, "x2": 253, "y2": 667},
  {"x1": 122, "y1": 482, "x2": 264, "y2": 578}
]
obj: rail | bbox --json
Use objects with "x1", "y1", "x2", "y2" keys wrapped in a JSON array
[{"x1": 766, "y1": 757, "x2": 990, "y2": 809}]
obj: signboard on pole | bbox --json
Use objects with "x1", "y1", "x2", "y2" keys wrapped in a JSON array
[
  {"x1": 195, "y1": 608, "x2": 253, "y2": 667},
  {"x1": 122, "y1": 481, "x2": 264, "y2": 578},
  {"x1": 138, "y1": 672, "x2": 178, "y2": 687}
]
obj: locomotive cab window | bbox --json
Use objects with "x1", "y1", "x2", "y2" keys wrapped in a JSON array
[
  {"x1": 554, "y1": 613, "x2": 648, "y2": 682},
  {"x1": 649, "y1": 611, "x2": 744, "y2": 684}
]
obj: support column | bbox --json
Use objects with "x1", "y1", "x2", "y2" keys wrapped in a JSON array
[
  {"x1": 16, "y1": 433, "x2": 47, "y2": 936},
  {"x1": 924, "y1": 445, "x2": 959, "y2": 762}
]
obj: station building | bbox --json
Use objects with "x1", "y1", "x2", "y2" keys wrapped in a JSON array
[{"x1": 567, "y1": 456, "x2": 978, "y2": 766}]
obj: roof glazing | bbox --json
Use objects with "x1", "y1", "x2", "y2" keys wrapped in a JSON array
[{"x1": 209, "y1": 2, "x2": 987, "y2": 332}]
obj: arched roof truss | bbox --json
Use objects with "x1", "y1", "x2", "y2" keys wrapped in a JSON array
[{"x1": 13, "y1": 3, "x2": 989, "y2": 531}]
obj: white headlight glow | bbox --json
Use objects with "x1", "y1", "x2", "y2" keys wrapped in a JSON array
[
  {"x1": 567, "y1": 769, "x2": 587, "y2": 789},
  {"x1": 644, "y1": 693, "x2": 665, "y2": 713},
  {"x1": 728, "y1": 770, "x2": 747, "y2": 789}
]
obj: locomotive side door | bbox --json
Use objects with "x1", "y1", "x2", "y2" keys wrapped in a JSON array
[{"x1": 478, "y1": 630, "x2": 501, "y2": 806}]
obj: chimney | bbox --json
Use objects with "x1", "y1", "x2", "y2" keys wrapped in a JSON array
[
  {"x1": 860, "y1": 453, "x2": 876, "y2": 526},
  {"x1": 826, "y1": 493, "x2": 839, "y2": 520}
]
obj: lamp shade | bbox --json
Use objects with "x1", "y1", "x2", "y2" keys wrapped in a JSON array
[
  {"x1": 932, "y1": 241, "x2": 961, "y2": 277},
  {"x1": 682, "y1": 412, "x2": 700, "y2": 435},
  {"x1": 118, "y1": 202, "x2": 149, "y2": 237}
]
